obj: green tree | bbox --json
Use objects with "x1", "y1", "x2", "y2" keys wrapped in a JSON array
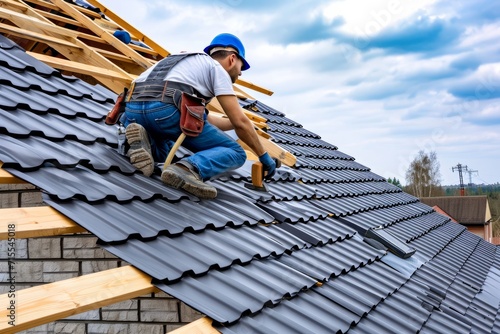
[
  {"x1": 387, "y1": 177, "x2": 403, "y2": 188},
  {"x1": 405, "y1": 150, "x2": 443, "y2": 197}
]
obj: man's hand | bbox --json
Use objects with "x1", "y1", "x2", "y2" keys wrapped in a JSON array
[{"x1": 259, "y1": 152, "x2": 276, "y2": 179}]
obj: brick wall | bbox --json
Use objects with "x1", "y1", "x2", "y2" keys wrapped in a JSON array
[{"x1": 0, "y1": 184, "x2": 203, "y2": 333}]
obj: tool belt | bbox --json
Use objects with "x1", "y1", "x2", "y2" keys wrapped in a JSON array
[
  {"x1": 178, "y1": 92, "x2": 205, "y2": 136},
  {"x1": 104, "y1": 87, "x2": 128, "y2": 125},
  {"x1": 130, "y1": 80, "x2": 206, "y2": 136},
  {"x1": 128, "y1": 80, "x2": 201, "y2": 105}
]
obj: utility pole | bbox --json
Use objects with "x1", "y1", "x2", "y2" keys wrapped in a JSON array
[
  {"x1": 452, "y1": 163, "x2": 468, "y2": 196},
  {"x1": 466, "y1": 169, "x2": 478, "y2": 186}
]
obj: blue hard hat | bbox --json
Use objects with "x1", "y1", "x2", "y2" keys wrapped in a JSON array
[{"x1": 204, "y1": 33, "x2": 250, "y2": 71}]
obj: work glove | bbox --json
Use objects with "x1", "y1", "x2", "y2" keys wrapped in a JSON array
[{"x1": 259, "y1": 152, "x2": 277, "y2": 179}]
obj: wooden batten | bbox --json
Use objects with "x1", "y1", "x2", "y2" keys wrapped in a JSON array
[
  {"x1": 170, "y1": 318, "x2": 220, "y2": 334},
  {"x1": 51, "y1": 0, "x2": 153, "y2": 70},
  {"x1": 0, "y1": 164, "x2": 25, "y2": 184},
  {"x1": 28, "y1": 51, "x2": 135, "y2": 84},
  {"x1": 238, "y1": 137, "x2": 297, "y2": 167},
  {"x1": 86, "y1": 0, "x2": 170, "y2": 58},
  {"x1": 0, "y1": 206, "x2": 86, "y2": 239},
  {"x1": 236, "y1": 78, "x2": 273, "y2": 96},
  {"x1": 0, "y1": 266, "x2": 159, "y2": 333}
]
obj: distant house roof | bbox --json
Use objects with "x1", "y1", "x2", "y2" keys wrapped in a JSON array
[{"x1": 420, "y1": 196, "x2": 492, "y2": 225}]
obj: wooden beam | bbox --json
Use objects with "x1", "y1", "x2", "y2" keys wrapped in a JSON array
[
  {"x1": 0, "y1": 22, "x2": 79, "y2": 49},
  {"x1": 0, "y1": 266, "x2": 159, "y2": 333},
  {"x1": 86, "y1": 0, "x2": 170, "y2": 58},
  {"x1": 33, "y1": 7, "x2": 85, "y2": 28},
  {"x1": 236, "y1": 78, "x2": 273, "y2": 96},
  {"x1": 51, "y1": 0, "x2": 152, "y2": 70},
  {"x1": 91, "y1": 46, "x2": 136, "y2": 63},
  {"x1": 24, "y1": 0, "x2": 60, "y2": 12},
  {"x1": 0, "y1": 6, "x2": 80, "y2": 38},
  {"x1": 28, "y1": 51, "x2": 134, "y2": 83},
  {"x1": 170, "y1": 318, "x2": 220, "y2": 334},
  {"x1": 0, "y1": 206, "x2": 85, "y2": 240},
  {"x1": 0, "y1": 0, "x2": 29, "y2": 11},
  {"x1": 0, "y1": 170, "x2": 25, "y2": 184},
  {"x1": 238, "y1": 137, "x2": 297, "y2": 167},
  {"x1": 2, "y1": 0, "x2": 135, "y2": 93}
]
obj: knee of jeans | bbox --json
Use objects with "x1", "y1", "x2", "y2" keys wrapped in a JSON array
[{"x1": 233, "y1": 145, "x2": 247, "y2": 167}]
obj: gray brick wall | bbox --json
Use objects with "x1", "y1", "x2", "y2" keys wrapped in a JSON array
[{"x1": 0, "y1": 185, "x2": 203, "y2": 333}]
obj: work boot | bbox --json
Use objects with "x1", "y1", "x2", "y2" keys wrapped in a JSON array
[
  {"x1": 125, "y1": 123, "x2": 154, "y2": 177},
  {"x1": 161, "y1": 163, "x2": 217, "y2": 199}
]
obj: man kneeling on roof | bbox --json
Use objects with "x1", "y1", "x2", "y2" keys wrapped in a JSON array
[{"x1": 123, "y1": 33, "x2": 276, "y2": 200}]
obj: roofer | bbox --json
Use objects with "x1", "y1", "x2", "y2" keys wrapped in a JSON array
[{"x1": 123, "y1": 33, "x2": 276, "y2": 199}]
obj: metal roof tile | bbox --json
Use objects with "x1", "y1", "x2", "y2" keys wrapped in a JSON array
[
  {"x1": 157, "y1": 259, "x2": 316, "y2": 324},
  {"x1": 103, "y1": 225, "x2": 292, "y2": 282},
  {"x1": 278, "y1": 237, "x2": 384, "y2": 280},
  {"x1": 0, "y1": 108, "x2": 115, "y2": 143},
  {"x1": 0, "y1": 41, "x2": 57, "y2": 75},
  {"x1": 0, "y1": 134, "x2": 132, "y2": 172}
]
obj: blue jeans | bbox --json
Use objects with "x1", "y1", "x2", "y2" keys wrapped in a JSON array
[{"x1": 124, "y1": 101, "x2": 246, "y2": 180}]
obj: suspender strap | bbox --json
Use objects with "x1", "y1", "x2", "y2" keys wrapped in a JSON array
[{"x1": 130, "y1": 53, "x2": 210, "y2": 102}]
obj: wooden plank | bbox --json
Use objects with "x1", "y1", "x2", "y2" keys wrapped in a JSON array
[
  {"x1": 0, "y1": 168, "x2": 25, "y2": 184},
  {"x1": 236, "y1": 78, "x2": 273, "y2": 96},
  {"x1": 238, "y1": 137, "x2": 297, "y2": 167},
  {"x1": 0, "y1": 0, "x2": 29, "y2": 11},
  {"x1": 0, "y1": 206, "x2": 85, "y2": 240},
  {"x1": 170, "y1": 318, "x2": 220, "y2": 334},
  {"x1": 0, "y1": 266, "x2": 158, "y2": 333},
  {"x1": 28, "y1": 51, "x2": 134, "y2": 82},
  {"x1": 0, "y1": 22, "x2": 79, "y2": 49},
  {"x1": 33, "y1": 7, "x2": 85, "y2": 28},
  {"x1": 24, "y1": 0, "x2": 60, "y2": 12},
  {"x1": 127, "y1": 42, "x2": 159, "y2": 57},
  {"x1": 86, "y1": 0, "x2": 170, "y2": 57},
  {"x1": 52, "y1": 0, "x2": 152, "y2": 70},
  {"x1": 91, "y1": 46, "x2": 135, "y2": 63},
  {"x1": 0, "y1": 6, "x2": 80, "y2": 38},
  {"x1": 0, "y1": 1, "x2": 133, "y2": 93}
]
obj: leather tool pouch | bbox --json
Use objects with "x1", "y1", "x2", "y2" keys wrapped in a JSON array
[
  {"x1": 178, "y1": 92, "x2": 205, "y2": 136},
  {"x1": 105, "y1": 87, "x2": 128, "y2": 125}
]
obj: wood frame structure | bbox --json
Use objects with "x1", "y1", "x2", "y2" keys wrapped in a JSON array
[{"x1": 0, "y1": 0, "x2": 295, "y2": 331}]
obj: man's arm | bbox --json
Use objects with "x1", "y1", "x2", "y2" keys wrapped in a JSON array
[{"x1": 216, "y1": 95, "x2": 266, "y2": 157}]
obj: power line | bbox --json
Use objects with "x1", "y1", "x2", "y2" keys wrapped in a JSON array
[
  {"x1": 465, "y1": 169, "x2": 478, "y2": 186},
  {"x1": 452, "y1": 163, "x2": 468, "y2": 196}
]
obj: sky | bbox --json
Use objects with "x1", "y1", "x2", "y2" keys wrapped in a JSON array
[{"x1": 98, "y1": 0, "x2": 500, "y2": 186}]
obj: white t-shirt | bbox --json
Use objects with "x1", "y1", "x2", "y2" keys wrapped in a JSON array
[{"x1": 134, "y1": 53, "x2": 235, "y2": 98}]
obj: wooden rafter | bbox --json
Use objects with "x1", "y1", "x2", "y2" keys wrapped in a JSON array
[
  {"x1": 170, "y1": 318, "x2": 221, "y2": 334},
  {"x1": 51, "y1": 0, "x2": 154, "y2": 69},
  {"x1": 28, "y1": 51, "x2": 136, "y2": 82},
  {"x1": 0, "y1": 0, "x2": 135, "y2": 93},
  {"x1": 86, "y1": 0, "x2": 170, "y2": 58},
  {"x1": 0, "y1": 206, "x2": 85, "y2": 239},
  {"x1": 0, "y1": 162, "x2": 25, "y2": 184},
  {"x1": 0, "y1": 266, "x2": 159, "y2": 333}
]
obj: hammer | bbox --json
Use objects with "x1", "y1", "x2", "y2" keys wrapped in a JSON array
[{"x1": 244, "y1": 158, "x2": 281, "y2": 192}]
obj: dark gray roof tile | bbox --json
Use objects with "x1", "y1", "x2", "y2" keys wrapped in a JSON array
[
  {"x1": 278, "y1": 236, "x2": 384, "y2": 281},
  {"x1": 0, "y1": 134, "x2": 131, "y2": 172},
  {"x1": 158, "y1": 259, "x2": 316, "y2": 324},
  {"x1": 103, "y1": 224, "x2": 294, "y2": 282}
]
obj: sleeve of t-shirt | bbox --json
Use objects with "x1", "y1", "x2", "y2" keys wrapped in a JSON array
[{"x1": 210, "y1": 63, "x2": 235, "y2": 97}]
